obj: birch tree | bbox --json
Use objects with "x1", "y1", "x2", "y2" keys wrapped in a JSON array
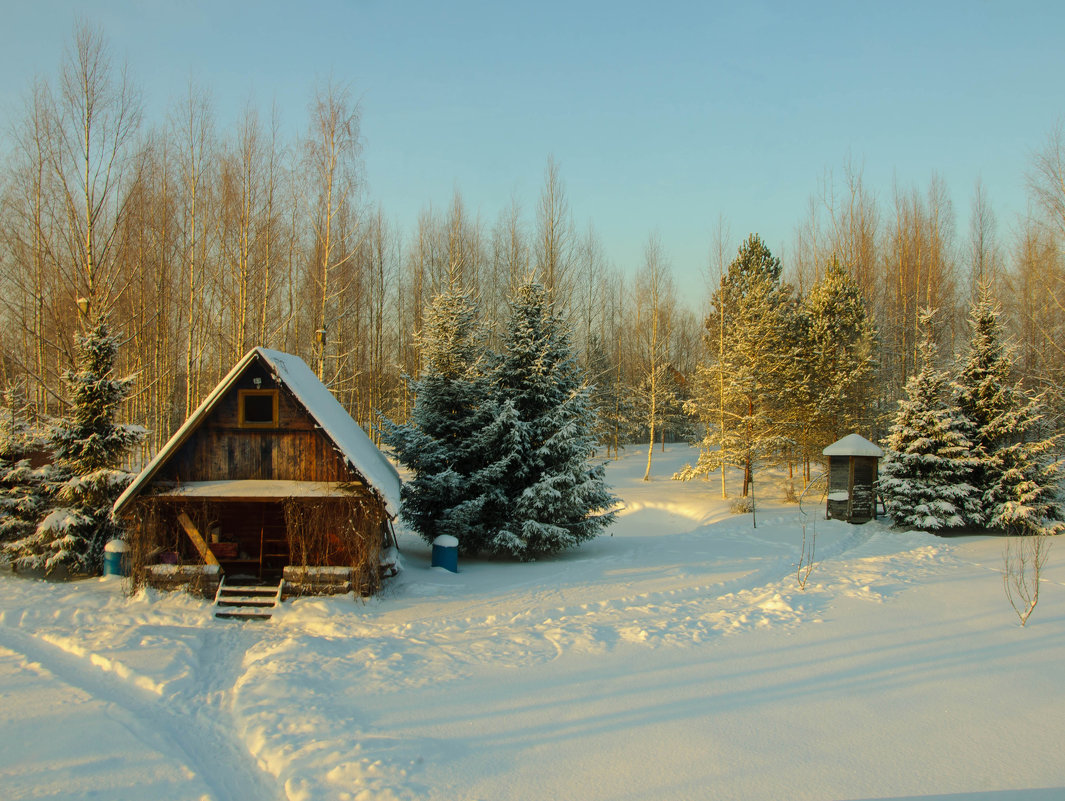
[
  {"x1": 51, "y1": 21, "x2": 142, "y2": 324},
  {"x1": 534, "y1": 156, "x2": 574, "y2": 304},
  {"x1": 634, "y1": 235, "x2": 674, "y2": 480},
  {"x1": 302, "y1": 81, "x2": 362, "y2": 383},
  {"x1": 171, "y1": 78, "x2": 215, "y2": 417}
]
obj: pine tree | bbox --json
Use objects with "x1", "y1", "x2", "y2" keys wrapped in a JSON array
[
  {"x1": 879, "y1": 311, "x2": 981, "y2": 531},
  {"x1": 677, "y1": 235, "x2": 795, "y2": 495},
  {"x1": 7, "y1": 318, "x2": 146, "y2": 574},
  {"x1": 792, "y1": 257, "x2": 877, "y2": 481},
  {"x1": 380, "y1": 286, "x2": 496, "y2": 553},
  {"x1": 479, "y1": 281, "x2": 617, "y2": 559},
  {"x1": 955, "y1": 287, "x2": 1062, "y2": 533}
]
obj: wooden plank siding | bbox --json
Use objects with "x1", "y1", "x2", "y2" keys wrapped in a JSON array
[{"x1": 157, "y1": 363, "x2": 354, "y2": 484}]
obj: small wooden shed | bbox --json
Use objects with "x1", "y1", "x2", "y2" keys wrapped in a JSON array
[
  {"x1": 113, "y1": 348, "x2": 402, "y2": 597},
  {"x1": 823, "y1": 433, "x2": 884, "y2": 524}
]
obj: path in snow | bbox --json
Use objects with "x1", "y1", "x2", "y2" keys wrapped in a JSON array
[{"x1": 0, "y1": 620, "x2": 283, "y2": 801}]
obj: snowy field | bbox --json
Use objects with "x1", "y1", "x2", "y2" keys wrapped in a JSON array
[{"x1": 1, "y1": 445, "x2": 1064, "y2": 801}]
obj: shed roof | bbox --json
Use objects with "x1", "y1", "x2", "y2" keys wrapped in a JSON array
[
  {"x1": 113, "y1": 348, "x2": 402, "y2": 516},
  {"x1": 822, "y1": 433, "x2": 884, "y2": 458}
]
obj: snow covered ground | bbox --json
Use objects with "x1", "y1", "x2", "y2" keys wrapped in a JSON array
[{"x1": 2, "y1": 446, "x2": 1064, "y2": 801}]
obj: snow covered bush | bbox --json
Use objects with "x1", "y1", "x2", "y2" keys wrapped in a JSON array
[
  {"x1": 6, "y1": 318, "x2": 146, "y2": 574},
  {"x1": 730, "y1": 497, "x2": 756, "y2": 514}
]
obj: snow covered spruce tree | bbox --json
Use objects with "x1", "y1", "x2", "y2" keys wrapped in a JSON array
[
  {"x1": 987, "y1": 409, "x2": 1063, "y2": 537},
  {"x1": 954, "y1": 287, "x2": 1062, "y2": 535},
  {"x1": 381, "y1": 285, "x2": 497, "y2": 553},
  {"x1": 879, "y1": 310, "x2": 980, "y2": 531},
  {"x1": 0, "y1": 394, "x2": 49, "y2": 550},
  {"x1": 7, "y1": 317, "x2": 146, "y2": 574},
  {"x1": 477, "y1": 281, "x2": 617, "y2": 559}
]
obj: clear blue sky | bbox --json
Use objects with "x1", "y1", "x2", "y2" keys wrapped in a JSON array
[{"x1": 2, "y1": 0, "x2": 1064, "y2": 296}]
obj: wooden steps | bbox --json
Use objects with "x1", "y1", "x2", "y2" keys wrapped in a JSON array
[{"x1": 213, "y1": 576, "x2": 283, "y2": 620}]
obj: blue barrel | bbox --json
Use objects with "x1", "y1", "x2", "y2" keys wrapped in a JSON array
[
  {"x1": 431, "y1": 535, "x2": 459, "y2": 573},
  {"x1": 103, "y1": 539, "x2": 130, "y2": 577}
]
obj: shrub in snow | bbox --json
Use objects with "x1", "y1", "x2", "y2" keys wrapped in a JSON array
[
  {"x1": 879, "y1": 310, "x2": 981, "y2": 531},
  {"x1": 6, "y1": 318, "x2": 146, "y2": 574},
  {"x1": 730, "y1": 497, "x2": 756, "y2": 514}
]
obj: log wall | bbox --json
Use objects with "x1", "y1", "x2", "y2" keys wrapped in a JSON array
[{"x1": 158, "y1": 361, "x2": 353, "y2": 483}]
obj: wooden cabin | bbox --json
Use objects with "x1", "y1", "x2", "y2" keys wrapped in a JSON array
[
  {"x1": 823, "y1": 433, "x2": 884, "y2": 524},
  {"x1": 113, "y1": 348, "x2": 402, "y2": 598}
]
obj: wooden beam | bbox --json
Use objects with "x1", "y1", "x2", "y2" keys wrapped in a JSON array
[{"x1": 177, "y1": 511, "x2": 220, "y2": 566}]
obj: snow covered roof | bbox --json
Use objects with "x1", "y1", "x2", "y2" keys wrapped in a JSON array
[
  {"x1": 113, "y1": 348, "x2": 401, "y2": 516},
  {"x1": 822, "y1": 433, "x2": 884, "y2": 458}
]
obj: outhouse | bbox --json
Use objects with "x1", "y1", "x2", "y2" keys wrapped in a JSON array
[{"x1": 822, "y1": 434, "x2": 884, "y2": 524}]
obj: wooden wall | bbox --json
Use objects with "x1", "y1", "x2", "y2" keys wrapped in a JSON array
[{"x1": 157, "y1": 359, "x2": 354, "y2": 483}]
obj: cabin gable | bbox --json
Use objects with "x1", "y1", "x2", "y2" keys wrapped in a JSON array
[
  {"x1": 154, "y1": 358, "x2": 354, "y2": 484},
  {"x1": 154, "y1": 360, "x2": 353, "y2": 485}
]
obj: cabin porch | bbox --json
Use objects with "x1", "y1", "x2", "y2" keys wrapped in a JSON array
[{"x1": 125, "y1": 481, "x2": 388, "y2": 594}]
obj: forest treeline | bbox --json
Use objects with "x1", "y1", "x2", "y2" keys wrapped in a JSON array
[{"x1": 2, "y1": 25, "x2": 1065, "y2": 483}]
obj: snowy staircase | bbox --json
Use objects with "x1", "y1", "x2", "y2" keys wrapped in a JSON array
[{"x1": 213, "y1": 576, "x2": 283, "y2": 621}]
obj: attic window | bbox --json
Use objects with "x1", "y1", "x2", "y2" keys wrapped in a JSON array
[{"x1": 238, "y1": 389, "x2": 278, "y2": 428}]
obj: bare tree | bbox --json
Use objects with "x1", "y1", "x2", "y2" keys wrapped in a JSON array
[
  {"x1": 1003, "y1": 535, "x2": 1051, "y2": 626},
  {"x1": 967, "y1": 179, "x2": 1002, "y2": 300},
  {"x1": 534, "y1": 156, "x2": 574, "y2": 303},
  {"x1": 881, "y1": 178, "x2": 958, "y2": 399},
  {"x1": 51, "y1": 21, "x2": 142, "y2": 322},
  {"x1": 1, "y1": 79, "x2": 62, "y2": 418},
  {"x1": 302, "y1": 81, "x2": 362, "y2": 383},
  {"x1": 485, "y1": 197, "x2": 529, "y2": 341},
  {"x1": 1028, "y1": 122, "x2": 1065, "y2": 240},
  {"x1": 0, "y1": 22, "x2": 142, "y2": 428},
  {"x1": 113, "y1": 134, "x2": 181, "y2": 456},
  {"x1": 212, "y1": 101, "x2": 287, "y2": 367},
  {"x1": 711, "y1": 220, "x2": 732, "y2": 497},
  {"x1": 635, "y1": 234, "x2": 675, "y2": 481},
  {"x1": 572, "y1": 224, "x2": 608, "y2": 366},
  {"x1": 1006, "y1": 218, "x2": 1065, "y2": 421},
  {"x1": 170, "y1": 77, "x2": 215, "y2": 417}
]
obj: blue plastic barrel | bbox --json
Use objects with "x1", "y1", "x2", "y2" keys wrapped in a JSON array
[
  {"x1": 431, "y1": 535, "x2": 459, "y2": 573},
  {"x1": 103, "y1": 539, "x2": 130, "y2": 577}
]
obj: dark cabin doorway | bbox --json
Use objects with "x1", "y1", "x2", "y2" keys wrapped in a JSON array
[{"x1": 206, "y1": 502, "x2": 289, "y2": 580}]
